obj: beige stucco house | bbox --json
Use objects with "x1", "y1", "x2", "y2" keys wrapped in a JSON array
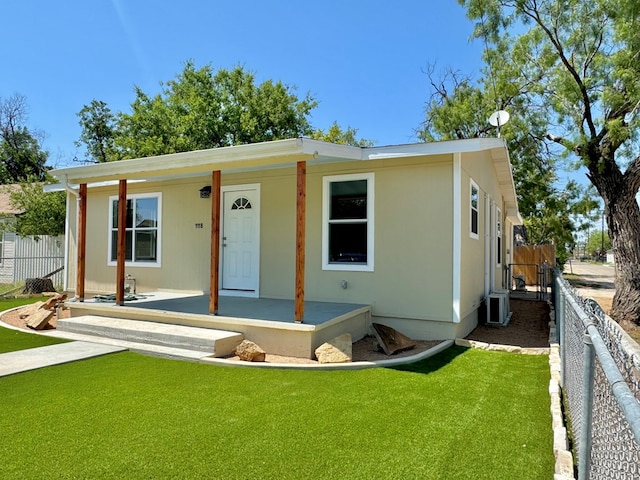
[{"x1": 50, "y1": 137, "x2": 520, "y2": 355}]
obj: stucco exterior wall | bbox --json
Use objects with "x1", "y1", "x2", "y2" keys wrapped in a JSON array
[
  {"x1": 305, "y1": 158, "x2": 454, "y2": 323},
  {"x1": 66, "y1": 154, "x2": 456, "y2": 339},
  {"x1": 456, "y1": 150, "x2": 509, "y2": 337}
]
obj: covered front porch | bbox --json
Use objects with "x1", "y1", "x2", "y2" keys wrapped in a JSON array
[{"x1": 64, "y1": 292, "x2": 371, "y2": 358}]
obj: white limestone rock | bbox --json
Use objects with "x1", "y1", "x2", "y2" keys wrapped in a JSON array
[
  {"x1": 315, "y1": 334, "x2": 352, "y2": 364},
  {"x1": 234, "y1": 340, "x2": 266, "y2": 362}
]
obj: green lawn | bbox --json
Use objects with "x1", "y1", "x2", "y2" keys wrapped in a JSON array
[
  {"x1": 0, "y1": 299, "x2": 69, "y2": 353},
  {"x1": 0, "y1": 346, "x2": 553, "y2": 479}
]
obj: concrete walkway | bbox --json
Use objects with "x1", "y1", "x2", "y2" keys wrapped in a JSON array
[{"x1": 0, "y1": 341, "x2": 126, "y2": 378}]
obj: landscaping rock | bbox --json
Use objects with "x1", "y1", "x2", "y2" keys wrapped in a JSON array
[
  {"x1": 234, "y1": 340, "x2": 266, "y2": 362},
  {"x1": 371, "y1": 323, "x2": 416, "y2": 355},
  {"x1": 315, "y1": 333, "x2": 352, "y2": 363},
  {"x1": 42, "y1": 293, "x2": 67, "y2": 311},
  {"x1": 18, "y1": 301, "x2": 45, "y2": 319},
  {"x1": 26, "y1": 309, "x2": 54, "y2": 330}
]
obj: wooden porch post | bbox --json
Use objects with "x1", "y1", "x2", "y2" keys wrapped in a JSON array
[
  {"x1": 209, "y1": 170, "x2": 221, "y2": 315},
  {"x1": 295, "y1": 161, "x2": 306, "y2": 322},
  {"x1": 115, "y1": 179, "x2": 127, "y2": 306},
  {"x1": 76, "y1": 183, "x2": 87, "y2": 301}
]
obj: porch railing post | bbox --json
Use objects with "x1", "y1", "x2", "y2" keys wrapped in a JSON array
[
  {"x1": 209, "y1": 170, "x2": 221, "y2": 315},
  {"x1": 77, "y1": 183, "x2": 87, "y2": 302},
  {"x1": 115, "y1": 179, "x2": 127, "y2": 306},
  {"x1": 295, "y1": 161, "x2": 306, "y2": 323}
]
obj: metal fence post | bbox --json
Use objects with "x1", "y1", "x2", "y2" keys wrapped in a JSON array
[
  {"x1": 555, "y1": 276, "x2": 566, "y2": 387},
  {"x1": 578, "y1": 330, "x2": 596, "y2": 480}
]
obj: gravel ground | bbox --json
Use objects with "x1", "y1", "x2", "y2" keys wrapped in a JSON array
[{"x1": 465, "y1": 298, "x2": 550, "y2": 348}]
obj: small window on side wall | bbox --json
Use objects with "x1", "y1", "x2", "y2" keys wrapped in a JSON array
[
  {"x1": 322, "y1": 173, "x2": 374, "y2": 271},
  {"x1": 496, "y1": 207, "x2": 502, "y2": 266},
  {"x1": 470, "y1": 179, "x2": 479, "y2": 239}
]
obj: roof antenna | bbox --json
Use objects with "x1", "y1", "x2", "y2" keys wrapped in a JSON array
[{"x1": 488, "y1": 110, "x2": 510, "y2": 138}]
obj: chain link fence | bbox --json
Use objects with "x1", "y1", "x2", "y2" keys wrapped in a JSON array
[
  {"x1": 553, "y1": 270, "x2": 640, "y2": 479},
  {"x1": 0, "y1": 234, "x2": 64, "y2": 294}
]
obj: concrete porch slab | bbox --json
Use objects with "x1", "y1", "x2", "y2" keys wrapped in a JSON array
[{"x1": 65, "y1": 295, "x2": 372, "y2": 359}]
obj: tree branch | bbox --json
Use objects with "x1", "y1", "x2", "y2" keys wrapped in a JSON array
[
  {"x1": 545, "y1": 133, "x2": 571, "y2": 149},
  {"x1": 517, "y1": 1, "x2": 598, "y2": 138}
]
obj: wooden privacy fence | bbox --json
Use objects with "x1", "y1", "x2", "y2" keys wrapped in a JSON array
[{"x1": 512, "y1": 244, "x2": 556, "y2": 286}]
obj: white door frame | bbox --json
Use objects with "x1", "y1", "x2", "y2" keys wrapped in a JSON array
[{"x1": 219, "y1": 183, "x2": 260, "y2": 298}]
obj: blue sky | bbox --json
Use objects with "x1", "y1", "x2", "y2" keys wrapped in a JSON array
[{"x1": 3, "y1": 0, "x2": 486, "y2": 168}]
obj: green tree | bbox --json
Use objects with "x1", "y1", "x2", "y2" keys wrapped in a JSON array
[
  {"x1": 418, "y1": 66, "x2": 597, "y2": 266},
  {"x1": 78, "y1": 61, "x2": 319, "y2": 160},
  {"x1": 310, "y1": 121, "x2": 374, "y2": 147},
  {"x1": 0, "y1": 94, "x2": 48, "y2": 182},
  {"x1": 457, "y1": 0, "x2": 640, "y2": 325},
  {"x1": 2, "y1": 181, "x2": 65, "y2": 236},
  {"x1": 585, "y1": 229, "x2": 611, "y2": 258},
  {"x1": 75, "y1": 100, "x2": 119, "y2": 163}
]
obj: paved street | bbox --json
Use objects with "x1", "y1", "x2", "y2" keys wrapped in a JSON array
[
  {"x1": 564, "y1": 260, "x2": 615, "y2": 306},
  {"x1": 564, "y1": 260, "x2": 615, "y2": 289}
]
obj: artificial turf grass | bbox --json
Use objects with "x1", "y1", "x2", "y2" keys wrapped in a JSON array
[
  {"x1": 0, "y1": 298, "x2": 69, "y2": 353},
  {"x1": 0, "y1": 346, "x2": 554, "y2": 479}
]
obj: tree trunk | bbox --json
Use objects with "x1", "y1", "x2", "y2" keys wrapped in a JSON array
[{"x1": 600, "y1": 177, "x2": 640, "y2": 325}]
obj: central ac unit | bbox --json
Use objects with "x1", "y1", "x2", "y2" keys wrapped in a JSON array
[{"x1": 486, "y1": 290, "x2": 512, "y2": 326}]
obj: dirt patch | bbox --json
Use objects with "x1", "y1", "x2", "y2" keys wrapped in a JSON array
[{"x1": 465, "y1": 298, "x2": 550, "y2": 348}]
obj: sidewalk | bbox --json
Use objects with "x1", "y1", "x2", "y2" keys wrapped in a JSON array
[{"x1": 0, "y1": 341, "x2": 126, "y2": 377}]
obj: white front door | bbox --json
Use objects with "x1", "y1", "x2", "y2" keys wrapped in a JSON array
[{"x1": 221, "y1": 186, "x2": 260, "y2": 294}]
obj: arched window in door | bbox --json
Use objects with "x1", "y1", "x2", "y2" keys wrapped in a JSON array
[{"x1": 231, "y1": 197, "x2": 252, "y2": 210}]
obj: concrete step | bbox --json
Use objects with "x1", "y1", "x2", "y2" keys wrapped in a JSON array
[
  {"x1": 56, "y1": 315, "x2": 243, "y2": 357},
  {"x1": 41, "y1": 330, "x2": 210, "y2": 362}
]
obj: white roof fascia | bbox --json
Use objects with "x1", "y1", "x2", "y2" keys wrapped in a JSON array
[
  {"x1": 488, "y1": 145, "x2": 521, "y2": 224},
  {"x1": 48, "y1": 137, "x2": 520, "y2": 223},
  {"x1": 299, "y1": 138, "x2": 363, "y2": 161},
  {"x1": 363, "y1": 137, "x2": 506, "y2": 160},
  {"x1": 50, "y1": 138, "x2": 364, "y2": 184}
]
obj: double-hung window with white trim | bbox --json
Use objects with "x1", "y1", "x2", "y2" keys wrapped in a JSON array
[
  {"x1": 322, "y1": 173, "x2": 374, "y2": 272},
  {"x1": 108, "y1": 192, "x2": 162, "y2": 267}
]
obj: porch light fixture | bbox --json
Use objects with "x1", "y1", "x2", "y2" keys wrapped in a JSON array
[{"x1": 199, "y1": 186, "x2": 211, "y2": 198}]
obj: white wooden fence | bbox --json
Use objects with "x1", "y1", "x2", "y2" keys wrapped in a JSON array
[{"x1": 0, "y1": 234, "x2": 65, "y2": 288}]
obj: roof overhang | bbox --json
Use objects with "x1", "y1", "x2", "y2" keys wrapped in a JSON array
[
  {"x1": 486, "y1": 143, "x2": 522, "y2": 225},
  {"x1": 49, "y1": 137, "x2": 521, "y2": 222},
  {"x1": 51, "y1": 138, "x2": 365, "y2": 185}
]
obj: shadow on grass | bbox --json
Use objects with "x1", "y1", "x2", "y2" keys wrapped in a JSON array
[{"x1": 389, "y1": 345, "x2": 468, "y2": 374}]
